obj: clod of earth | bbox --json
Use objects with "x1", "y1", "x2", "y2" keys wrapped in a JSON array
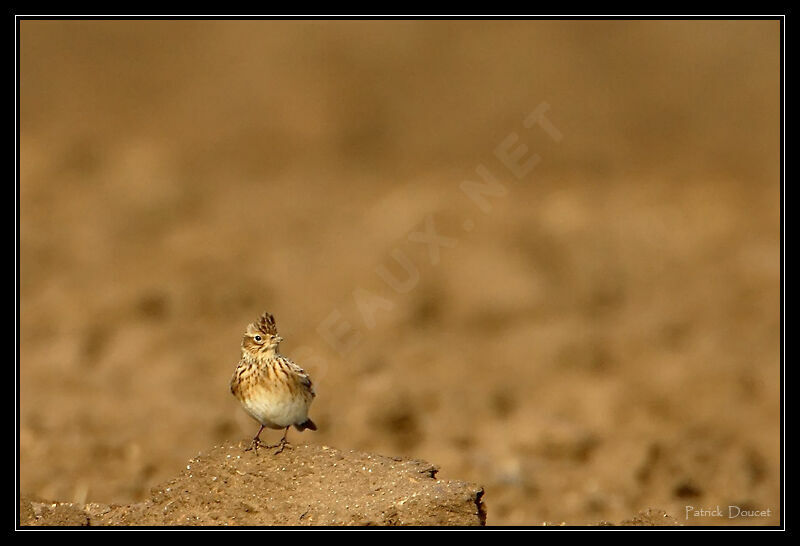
[{"x1": 20, "y1": 441, "x2": 486, "y2": 526}]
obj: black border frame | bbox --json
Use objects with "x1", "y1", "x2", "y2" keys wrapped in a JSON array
[{"x1": 12, "y1": 13, "x2": 786, "y2": 531}]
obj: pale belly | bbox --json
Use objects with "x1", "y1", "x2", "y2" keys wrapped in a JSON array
[{"x1": 241, "y1": 386, "x2": 311, "y2": 429}]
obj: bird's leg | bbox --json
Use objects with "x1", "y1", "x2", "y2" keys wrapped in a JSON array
[
  {"x1": 271, "y1": 426, "x2": 290, "y2": 455},
  {"x1": 245, "y1": 424, "x2": 266, "y2": 452}
]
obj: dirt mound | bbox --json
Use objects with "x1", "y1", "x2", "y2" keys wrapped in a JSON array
[{"x1": 20, "y1": 441, "x2": 486, "y2": 526}]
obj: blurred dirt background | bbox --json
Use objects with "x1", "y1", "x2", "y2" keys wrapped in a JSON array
[{"x1": 19, "y1": 20, "x2": 780, "y2": 525}]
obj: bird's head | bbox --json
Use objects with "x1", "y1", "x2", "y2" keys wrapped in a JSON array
[{"x1": 242, "y1": 311, "x2": 283, "y2": 357}]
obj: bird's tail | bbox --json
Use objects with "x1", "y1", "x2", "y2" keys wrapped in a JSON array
[{"x1": 295, "y1": 418, "x2": 317, "y2": 432}]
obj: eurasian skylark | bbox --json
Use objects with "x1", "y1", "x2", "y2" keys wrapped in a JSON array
[{"x1": 230, "y1": 312, "x2": 316, "y2": 453}]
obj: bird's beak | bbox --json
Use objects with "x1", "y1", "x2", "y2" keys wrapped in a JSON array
[{"x1": 275, "y1": 336, "x2": 283, "y2": 344}]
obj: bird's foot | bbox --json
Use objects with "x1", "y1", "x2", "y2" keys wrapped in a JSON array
[
  {"x1": 244, "y1": 437, "x2": 265, "y2": 452},
  {"x1": 265, "y1": 437, "x2": 289, "y2": 455}
]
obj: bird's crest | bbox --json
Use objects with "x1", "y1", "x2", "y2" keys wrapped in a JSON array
[{"x1": 256, "y1": 312, "x2": 278, "y2": 335}]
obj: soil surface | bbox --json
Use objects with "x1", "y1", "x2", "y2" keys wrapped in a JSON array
[
  {"x1": 21, "y1": 442, "x2": 486, "y2": 526},
  {"x1": 20, "y1": 20, "x2": 780, "y2": 526},
  {"x1": 19, "y1": 440, "x2": 683, "y2": 527}
]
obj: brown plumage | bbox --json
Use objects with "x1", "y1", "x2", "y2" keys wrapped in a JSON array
[{"x1": 230, "y1": 312, "x2": 316, "y2": 453}]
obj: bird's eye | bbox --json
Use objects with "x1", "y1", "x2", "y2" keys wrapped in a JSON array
[{"x1": 254, "y1": 335, "x2": 262, "y2": 342}]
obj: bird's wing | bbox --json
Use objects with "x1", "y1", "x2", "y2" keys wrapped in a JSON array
[{"x1": 281, "y1": 356, "x2": 316, "y2": 397}]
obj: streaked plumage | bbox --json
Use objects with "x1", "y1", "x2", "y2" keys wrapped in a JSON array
[{"x1": 231, "y1": 312, "x2": 316, "y2": 452}]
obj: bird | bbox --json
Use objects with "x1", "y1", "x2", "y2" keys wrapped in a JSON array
[{"x1": 230, "y1": 311, "x2": 316, "y2": 453}]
